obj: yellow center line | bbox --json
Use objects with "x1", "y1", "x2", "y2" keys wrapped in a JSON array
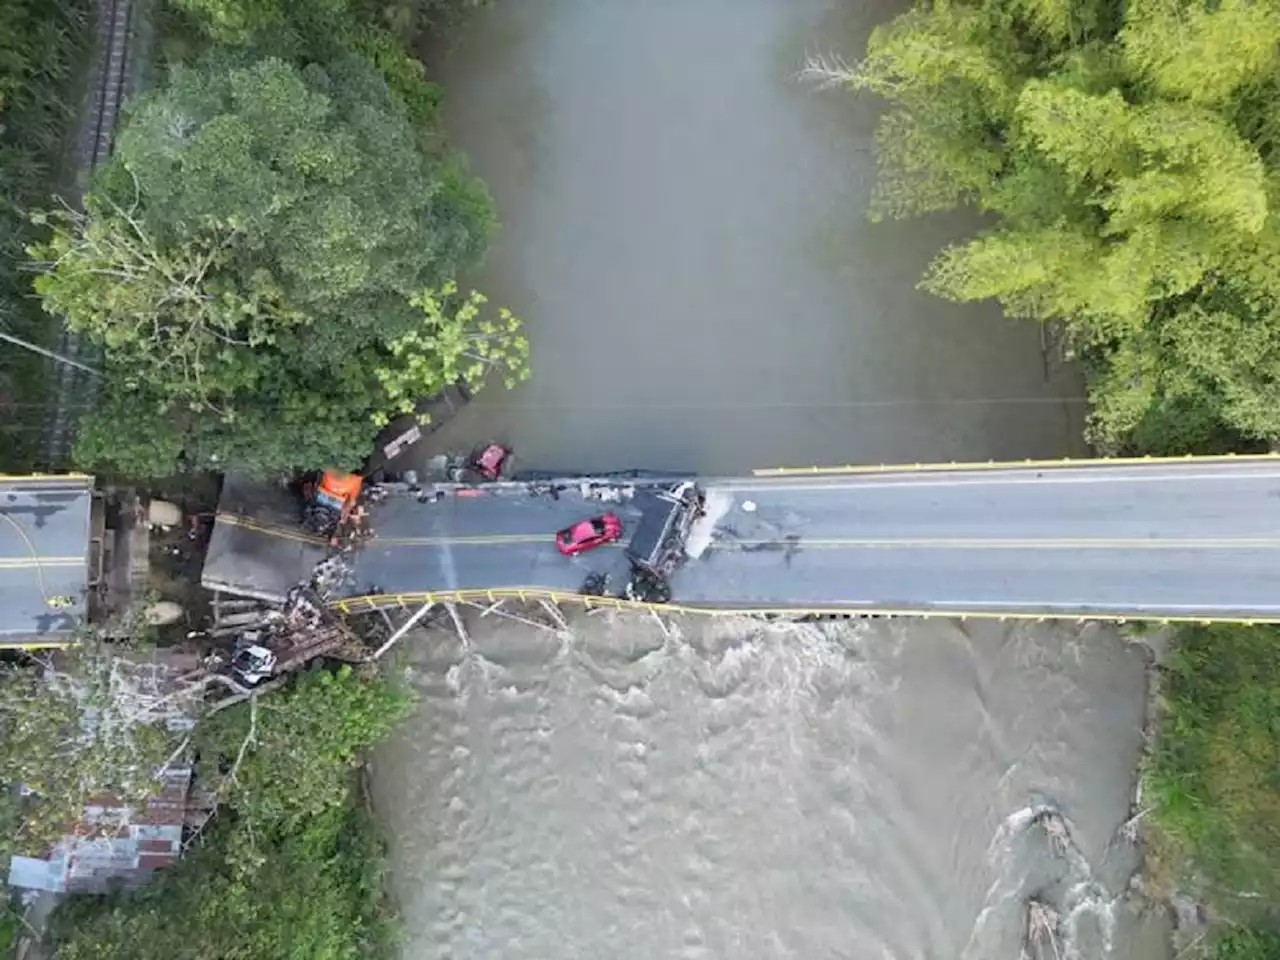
[
  {"x1": 217, "y1": 514, "x2": 619, "y2": 549},
  {"x1": 379, "y1": 534, "x2": 560, "y2": 546},
  {"x1": 0, "y1": 557, "x2": 84, "y2": 568},
  {"x1": 216, "y1": 513, "x2": 327, "y2": 545},
  {"x1": 216, "y1": 511, "x2": 1280, "y2": 552},
  {"x1": 734, "y1": 537, "x2": 1280, "y2": 550}
]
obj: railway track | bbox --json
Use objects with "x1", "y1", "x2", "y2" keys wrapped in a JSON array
[{"x1": 46, "y1": 0, "x2": 135, "y2": 465}]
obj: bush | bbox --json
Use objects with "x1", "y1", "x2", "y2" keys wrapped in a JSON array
[
  {"x1": 47, "y1": 666, "x2": 414, "y2": 959},
  {"x1": 49, "y1": 798, "x2": 398, "y2": 960},
  {"x1": 1213, "y1": 927, "x2": 1280, "y2": 960},
  {"x1": 1145, "y1": 625, "x2": 1280, "y2": 923}
]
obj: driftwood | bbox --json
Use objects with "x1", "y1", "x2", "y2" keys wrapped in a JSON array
[
  {"x1": 1025, "y1": 898, "x2": 1062, "y2": 960},
  {"x1": 366, "y1": 602, "x2": 436, "y2": 661},
  {"x1": 444, "y1": 602, "x2": 471, "y2": 647},
  {"x1": 538, "y1": 599, "x2": 569, "y2": 631}
]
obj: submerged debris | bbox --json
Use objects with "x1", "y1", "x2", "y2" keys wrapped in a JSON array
[
  {"x1": 1025, "y1": 897, "x2": 1063, "y2": 960},
  {"x1": 1030, "y1": 806, "x2": 1073, "y2": 859}
]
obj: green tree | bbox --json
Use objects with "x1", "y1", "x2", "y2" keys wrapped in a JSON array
[
  {"x1": 31, "y1": 54, "x2": 522, "y2": 476},
  {"x1": 0, "y1": 614, "x2": 183, "y2": 859},
  {"x1": 47, "y1": 666, "x2": 412, "y2": 960},
  {"x1": 168, "y1": 0, "x2": 293, "y2": 43},
  {"x1": 833, "y1": 0, "x2": 1280, "y2": 452},
  {"x1": 0, "y1": 0, "x2": 90, "y2": 470},
  {"x1": 167, "y1": 0, "x2": 460, "y2": 134},
  {"x1": 49, "y1": 800, "x2": 397, "y2": 960},
  {"x1": 193, "y1": 666, "x2": 412, "y2": 860}
]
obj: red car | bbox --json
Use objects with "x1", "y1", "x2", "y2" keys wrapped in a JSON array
[
  {"x1": 469, "y1": 443, "x2": 512, "y2": 481},
  {"x1": 556, "y1": 513, "x2": 623, "y2": 556}
]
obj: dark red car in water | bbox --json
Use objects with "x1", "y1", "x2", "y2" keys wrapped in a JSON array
[
  {"x1": 469, "y1": 443, "x2": 512, "y2": 481},
  {"x1": 556, "y1": 513, "x2": 623, "y2": 556}
]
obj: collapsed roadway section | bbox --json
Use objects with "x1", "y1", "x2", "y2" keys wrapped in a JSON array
[{"x1": 202, "y1": 457, "x2": 1280, "y2": 621}]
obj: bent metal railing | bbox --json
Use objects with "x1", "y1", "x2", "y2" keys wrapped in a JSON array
[{"x1": 326, "y1": 587, "x2": 1280, "y2": 627}]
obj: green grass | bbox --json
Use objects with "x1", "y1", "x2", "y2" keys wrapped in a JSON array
[
  {"x1": 1212, "y1": 927, "x2": 1280, "y2": 960},
  {"x1": 1145, "y1": 624, "x2": 1280, "y2": 944}
]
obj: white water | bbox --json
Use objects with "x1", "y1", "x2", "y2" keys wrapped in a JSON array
[{"x1": 372, "y1": 611, "x2": 1172, "y2": 959}]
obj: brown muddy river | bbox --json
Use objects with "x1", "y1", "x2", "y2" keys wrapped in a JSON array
[
  {"x1": 419, "y1": 0, "x2": 1087, "y2": 474},
  {"x1": 373, "y1": 1, "x2": 1174, "y2": 958}
]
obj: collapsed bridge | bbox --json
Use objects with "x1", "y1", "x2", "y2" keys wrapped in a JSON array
[{"x1": 201, "y1": 455, "x2": 1280, "y2": 623}]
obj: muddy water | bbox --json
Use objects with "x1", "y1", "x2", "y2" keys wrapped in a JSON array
[
  {"x1": 419, "y1": 0, "x2": 1088, "y2": 474},
  {"x1": 373, "y1": 612, "x2": 1171, "y2": 959},
  {"x1": 371, "y1": 1, "x2": 1170, "y2": 957}
]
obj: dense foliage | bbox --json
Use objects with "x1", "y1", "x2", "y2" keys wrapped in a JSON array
[
  {"x1": 51, "y1": 802, "x2": 395, "y2": 960},
  {"x1": 192, "y1": 665, "x2": 413, "y2": 856},
  {"x1": 31, "y1": 0, "x2": 524, "y2": 478},
  {"x1": 0, "y1": 0, "x2": 90, "y2": 469},
  {"x1": 0, "y1": 618, "x2": 180, "y2": 860},
  {"x1": 1212, "y1": 927, "x2": 1280, "y2": 960},
  {"x1": 1145, "y1": 625, "x2": 1280, "y2": 938},
  {"x1": 173, "y1": 0, "x2": 491, "y2": 49},
  {"x1": 836, "y1": 0, "x2": 1280, "y2": 454},
  {"x1": 48, "y1": 666, "x2": 413, "y2": 960}
]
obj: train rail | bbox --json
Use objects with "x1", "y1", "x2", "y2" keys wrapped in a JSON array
[{"x1": 46, "y1": 0, "x2": 136, "y2": 465}]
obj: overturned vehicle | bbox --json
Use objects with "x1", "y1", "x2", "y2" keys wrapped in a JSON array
[{"x1": 622, "y1": 481, "x2": 706, "y2": 603}]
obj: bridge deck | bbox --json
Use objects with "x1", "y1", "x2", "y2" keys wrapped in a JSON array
[
  {"x1": 0, "y1": 475, "x2": 92, "y2": 645},
  {"x1": 202, "y1": 459, "x2": 1280, "y2": 619}
]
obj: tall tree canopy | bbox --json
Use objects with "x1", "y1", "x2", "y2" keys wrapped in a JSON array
[
  {"x1": 32, "y1": 53, "x2": 524, "y2": 476},
  {"x1": 832, "y1": 0, "x2": 1280, "y2": 452}
]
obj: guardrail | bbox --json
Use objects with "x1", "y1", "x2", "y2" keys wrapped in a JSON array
[
  {"x1": 327, "y1": 587, "x2": 1280, "y2": 626},
  {"x1": 751, "y1": 452, "x2": 1280, "y2": 477}
]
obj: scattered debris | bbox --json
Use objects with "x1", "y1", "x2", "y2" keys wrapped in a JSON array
[
  {"x1": 626, "y1": 567, "x2": 672, "y2": 604},
  {"x1": 147, "y1": 499, "x2": 183, "y2": 530},
  {"x1": 1025, "y1": 897, "x2": 1063, "y2": 960},
  {"x1": 1030, "y1": 806, "x2": 1074, "y2": 860},
  {"x1": 539, "y1": 599, "x2": 569, "y2": 631},
  {"x1": 6, "y1": 649, "x2": 217, "y2": 895},
  {"x1": 444, "y1": 602, "x2": 471, "y2": 648}
]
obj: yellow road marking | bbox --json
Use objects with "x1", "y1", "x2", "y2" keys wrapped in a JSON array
[
  {"x1": 0, "y1": 473, "x2": 93, "y2": 482},
  {"x1": 730, "y1": 537, "x2": 1280, "y2": 550},
  {"x1": 752, "y1": 452, "x2": 1280, "y2": 477},
  {"x1": 218, "y1": 508, "x2": 1280, "y2": 553},
  {"x1": 216, "y1": 513, "x2": 326, "y2": 545},
  {"x1": 379, "y1": 534, "x2": 552, "y2": 546},
  {"x1": 217, "y1": 513, "x2": 624, "y2": 549},
  {"x1": 0, "y1": 557, "x2": 84, "y2": 568}
]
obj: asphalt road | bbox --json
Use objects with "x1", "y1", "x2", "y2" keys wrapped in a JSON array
[
  {"x1": 202, "y1": 458, "x2": 1280, "y2": 618},
  {"x1": 0, "y1": 476, "x2": 92, "y2": 643}
]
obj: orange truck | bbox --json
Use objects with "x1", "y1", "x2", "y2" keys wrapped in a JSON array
[{"x1": 301, "y1": 470, "x2": 365, "y2": 545}]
